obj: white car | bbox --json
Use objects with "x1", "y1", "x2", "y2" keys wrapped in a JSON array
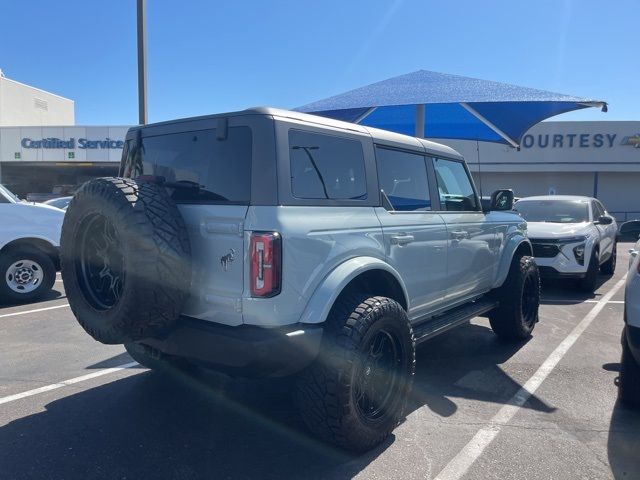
[
  {"x1": 514, "y1": 195, "x2": 618, "y2": 292},
  {"x1": 620, "y1": 237, "x2": 640, "y2": 406},
  {"x1": 0, "y1": 184, "x2": 64, "y2": 303}
]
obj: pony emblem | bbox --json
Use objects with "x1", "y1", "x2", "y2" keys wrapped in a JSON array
[{"x1": 220, "y1": 249, "x2": 236, "y2": 271}]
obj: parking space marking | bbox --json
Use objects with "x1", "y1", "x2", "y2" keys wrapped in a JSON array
[
  {"x1": 0, "y1": 304, "x2": 69, "y2": 319},
  {"x1": 434, "y1": 275, "x2": 628, "y2": 480},
  {"x1": 542, "y1": 299, "x2": 624, "y2": 304},
  {"x1": 0, "y1": 362, "x2": 139, "y2": 406}
]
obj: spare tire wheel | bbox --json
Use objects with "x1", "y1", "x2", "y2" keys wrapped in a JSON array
[{"x1": 60, "y1": 177, "x2": 191, "y2": 344}]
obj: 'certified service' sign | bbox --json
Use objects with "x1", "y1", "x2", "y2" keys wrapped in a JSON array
[{"x1": 20, "y1": 137, "x2": 124, "y2": 149}]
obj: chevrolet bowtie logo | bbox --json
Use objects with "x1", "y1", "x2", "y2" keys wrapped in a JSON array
[{"x1": 622, "y1": 134, "x2": 640, "y2": 148}]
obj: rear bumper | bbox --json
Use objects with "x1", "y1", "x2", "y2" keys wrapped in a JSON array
[
  {"x1": 139, "y1": 316, "x2": 324, "y2": 378},
  {"x1": 537, "y1": 266, "x2": 586, "y2": 279}
]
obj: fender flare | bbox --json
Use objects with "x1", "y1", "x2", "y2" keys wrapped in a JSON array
[
  {"x1": 0, "y1": 235, "x2": 60, "y2": 253},
  {"x1": 493, "y1": 235, "x2": 533, "y2": 289},
  {"x1": 298, "y1": 256, "x2": 409, "y2": 325}
]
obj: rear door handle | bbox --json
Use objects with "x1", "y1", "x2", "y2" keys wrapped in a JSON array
[
  {"x1": 450, "y1": 230, "x2": 468, "y2": 240},
  {"x1": 390, "y1": 234, "x2": 415, "y2": 246}
]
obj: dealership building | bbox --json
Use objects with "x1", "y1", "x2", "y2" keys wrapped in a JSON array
[
  {"x1": 439, "y1": 121, "x2": 640, "y2": 221},
  {"x1": 0, "y1": 72, "x2": 127, "y2": 200},
  {"x1": 0, "y1": 72, "x2": 638, "y2": 219}
]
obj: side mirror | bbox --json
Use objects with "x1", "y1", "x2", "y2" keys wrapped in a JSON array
[
  {"x1": 597, "y1": 215, "x2": 613, "y2": 225},
  {"x1": 489, "y1": 189, "x2": 515, "y2": 211}
]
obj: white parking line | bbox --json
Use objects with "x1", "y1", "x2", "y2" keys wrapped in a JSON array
[
  {"x1": 0, "y1": 304, "x2": 69, "y2": 319},
  {"x1": 542, "y1": 299, "x2": 624, "y2": 304},
  {"x1": 434, "y1": 274, "x2": 628, "y2": 480},
  {"x1": 0, "y1": 362, "x2": 139, "y2": 406}
]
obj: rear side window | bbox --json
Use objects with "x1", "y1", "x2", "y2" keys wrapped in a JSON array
[
  {"x1": 120, "y1": 126, "x2": 252, "y2": 204},
  {"x1": 376, "y1": 147, "x2": 431, "y2": 211},
  {"x1": 433, "y1": 158, "x2": 479, "y2": 211},
  {"x1": 289, "y1": 130, "x2": 367, "y2": 200}
]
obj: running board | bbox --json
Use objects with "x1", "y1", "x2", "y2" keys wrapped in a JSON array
[{"x1": 412, "y1": 298, "x2": 498, "y2": 344}]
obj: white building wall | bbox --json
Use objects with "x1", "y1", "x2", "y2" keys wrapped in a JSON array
[{"x1": 0, "y1": 76, "x2": 74, "y2": 126}]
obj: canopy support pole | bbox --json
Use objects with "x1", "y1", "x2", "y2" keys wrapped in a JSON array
[
  {"x1": 460, "y1": 102, "x2": 519, "y2": 148},
  {"x1": 354, "y1": 107, "x2": 377, "y2": 124},
  {"x1": 415, "y1": 104, "x2": 425, "y2": 138}
]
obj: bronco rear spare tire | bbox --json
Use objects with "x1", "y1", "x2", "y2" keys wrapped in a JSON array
[{"x1": 60, "y1": 177, "x2": 191, "y2": 344}]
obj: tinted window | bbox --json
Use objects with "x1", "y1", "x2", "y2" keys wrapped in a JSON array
[
  {"x1": 121, "y1": 127, "x2": 252, "y2": 204},
  {"x1": 376, "y1": 147, "x2": 431, "y2": 211},
  {"x1": 433, "y1": 158, "x2": 478, "y2": 211},
  {"x1": 289, "y1": 130, "x2": 366, "y2": 200},
  {"x1": 514, "y1": 200, "x2": 589, "y2": 223},
  {"x1": 595, "y1": 200, "x2": 606, "y2": 218}
]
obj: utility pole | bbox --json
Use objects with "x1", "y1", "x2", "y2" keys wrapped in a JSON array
[{"x1": 137, "y1": 0, "x2": 148, "y2": 124}]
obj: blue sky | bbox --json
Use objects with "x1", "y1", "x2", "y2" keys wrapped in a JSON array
[{"x1": 0, "y1": 0, "x2": 637, "y2": 125}]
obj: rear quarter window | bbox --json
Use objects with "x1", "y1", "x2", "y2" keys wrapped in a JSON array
[
  {"x1": 289, "y1": 130, "x2": 367, "y2": 200},
  {"x1": 120, "y1": 126, "x2": 252, "y2": 204}
]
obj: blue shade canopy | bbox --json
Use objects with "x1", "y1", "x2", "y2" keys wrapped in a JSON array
[{"x1": 296, "y1": 70, "x2": 607, "y2": 147}]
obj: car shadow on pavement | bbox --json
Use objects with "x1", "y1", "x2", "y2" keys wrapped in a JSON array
[
  {"x1": 409, "y1": 322, "x2": 555, "y2": 418},
  {"x1": 607, "y1": 399, "x2": 640, "y2": 479},
  {"x1": 85, "y1": 352, "x2": 143, "y2": 369},
  {"x1": 0, "y1": 321, "x2": 552, "y2": 480},
  {"x1": 0, "y1": 367, "x2": 375, "y2": 480},
  {"x1": 540, "y1": 274, "x2": 612, "y2": 305},
  {"x1": 0, "y1": 289, "x2": 64, "y2": 308}
]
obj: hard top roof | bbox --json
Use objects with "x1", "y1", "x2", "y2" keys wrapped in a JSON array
[{"x1": 128, "y1": 107, "x2": 462, "y2": 160}]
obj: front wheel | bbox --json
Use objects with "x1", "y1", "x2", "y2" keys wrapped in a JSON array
[
  {"x1": 579, "y1": 248, "x2": 599, "y2": 292},
  {"x1": 489, "y1": 255, "x2": 540, "y2": 341},
  {"x1": 601, "y1": 242, "x2": 617, "y2": 275},
  {"x1": 295, "y1": 295, "x2": 415, "y2": 452},
  {"x1": 0, "y1": 248, "x2": 56, "y2": 303}
]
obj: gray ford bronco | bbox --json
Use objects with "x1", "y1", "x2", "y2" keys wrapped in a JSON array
[{"x1": 60, "y1": 108, "x2": 540, "y2": 452}]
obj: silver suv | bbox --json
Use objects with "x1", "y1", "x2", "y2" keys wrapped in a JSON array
[{"x1": 60, "y1": 108, "x2": 540, "y2": 452}]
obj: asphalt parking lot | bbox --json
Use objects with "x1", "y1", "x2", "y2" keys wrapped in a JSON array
[{"x1": 1, "y1": 246, "x2": 639, "y2": 480}]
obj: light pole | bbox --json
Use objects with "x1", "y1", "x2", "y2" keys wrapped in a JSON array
[{"x1": 137, "y1": 0, "x2": 148, "y2": 125}]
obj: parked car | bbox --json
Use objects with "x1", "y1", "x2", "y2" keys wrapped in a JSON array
[
  {"x1": 513, "y1": 195, "x2": 618, "y2": 292},
  {"x1": 60, "y1": 108, "x2": 540, "y2": 452},
  {"x1": 619, "y1": 220, "x2": 640, "y2": 242},
  {"x1": 44, "y1": 196, "x2": 73, "y2": 210},
  {"x1": 0, "y1": 184, "x2": 64, "y2": 303},
  {"x1": 619, "y1": 236, "x2": 640, "y2": 407}
]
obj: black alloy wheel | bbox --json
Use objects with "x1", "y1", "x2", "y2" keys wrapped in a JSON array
[
  {"x1": 353, "y1": 329, "x2": 403, "y2": 424},
  {"x1": 77, "y1": 214, "x2": 125, "y2": 310}
]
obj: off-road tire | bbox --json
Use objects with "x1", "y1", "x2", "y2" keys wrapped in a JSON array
[
  {"x1": 295, "y1": 295, "x2": 415, "y2": 452},
  {"x1": 619, "y1": 329, "x2": 640, "y2": 408},
  {"x1": 489, "y1": 255, "x2": 540, "y2": 340},
  {"x1": 601, "y1": 243, "x2": 617, "y2": 275},
  {"x1": 579, "y1": 248, "x2": 599, "y2": 292},
  {"x1": 61, "y1": 177, "x2": 191, "y2": 344},
  {"x1": 0, "y1": 247, "x2": 56, "y2": 303}
]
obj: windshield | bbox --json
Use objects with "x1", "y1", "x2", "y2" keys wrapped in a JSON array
[
  {"x1": 0, "y1": 184, "x2": 20, "y2": 203},
  {"x1": 514, "y1": 199, "x2": 590, "y2": 223}
]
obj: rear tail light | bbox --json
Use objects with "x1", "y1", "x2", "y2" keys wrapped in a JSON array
[{"x1": 250, "y1": 232, "x2": 282, "y2": 297}]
